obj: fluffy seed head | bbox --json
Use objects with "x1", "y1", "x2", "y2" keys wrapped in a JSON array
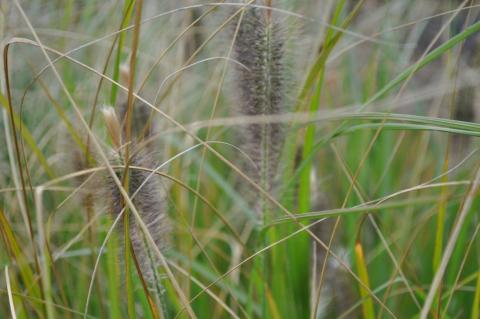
[
  {"x1": 106, "y1": 149, "x2": 170, "y2": 286},
  {"x1": 101, "y1": 100, "x2": 168, "y2": 287},
  {"x1": 233, "y1": 7, "x2": 286, "y2": 191}
]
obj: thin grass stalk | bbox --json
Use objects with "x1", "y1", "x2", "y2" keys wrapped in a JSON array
[
  {"x1": 1, "y1": 108, "x2": 29, "y2": 242},
  {"x1": 471, "y1": 267, "x2": 480, "y2": 319},
  {"x1": 106, "y1": 232, "x2": 121, "y2": 318},
  {"x1": 34, "y1": 187, "x2": 55, "y2": 319},
  {"x1": 433, "y1": 148, "x2": 450, "y2": 271},
  {"x1": 3, "y1": 41, "x2": 47, "y2": 318},
  {"x1": 110, "y1": 0, "x2": 135, "y2": 106},
  {"x1": 5, "y1": 266, "x2": 18, "y2": 319},
  {"x1": 121, "y1": 2, "x2": 143, "y2": 318}
]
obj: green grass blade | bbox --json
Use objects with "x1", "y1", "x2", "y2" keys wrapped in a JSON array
[
  {"x1": 110, "y1": 0, "x2": 135, "y2": 106},
  {"x1": 355, "y1": 240, "x2": 375, "y2": 319},
  {"x1": 472, "y1": 270, "x2": 480, "y2": 319}
]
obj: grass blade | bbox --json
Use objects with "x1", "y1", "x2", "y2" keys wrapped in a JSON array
[{"x1": 354, "y1": 240, "x2": 375, "y2": 319}]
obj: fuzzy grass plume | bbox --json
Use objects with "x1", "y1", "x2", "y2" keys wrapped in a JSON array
[
  {"x1": 233, "y1": 6, "x2": 286, "y2": 197},
  {"x1": 102, "y1": 105, "x2": 169, "y2": 288},
  {"x1": 231, "y1": 6, "x2": 290, "y2": 317}
]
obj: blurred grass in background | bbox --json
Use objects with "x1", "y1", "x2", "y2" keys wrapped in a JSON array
[{"x1": 1, "y1": 0, "x2": 480, "y2": 318}]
